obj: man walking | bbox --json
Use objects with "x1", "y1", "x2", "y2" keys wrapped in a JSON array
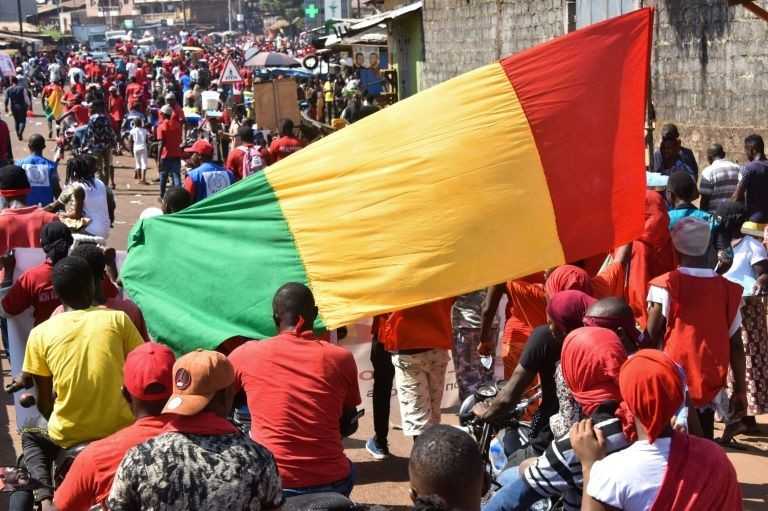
[
  {"x1": 4, "y1": 77, "x2": 31, "y2": 141},
  {"x1": 156, "y1": 105, "x2": 184, "y2": 198},
  {"x1": 699, "y1": 143, "x2": 740, "y2": 215},
  {"x1": 16, "y1": 134, "x2": 60, "y2": 207}
]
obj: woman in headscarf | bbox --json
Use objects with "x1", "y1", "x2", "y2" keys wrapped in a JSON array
[
  {"x1": 546, "y1": 247, "x2": 631, "y2": 302},
  {"x1": 484, "y1": 327, "x2": 631, "y2": 511},
  {"x1": 0, "y1": 221, "x2": 72, "y2": 325},
  {"x1": 627, "y1": 190, "x2": 676, "y2": 329},
  {"x1": 475, "y1": 290, "x2": 595, "y2": 455},
  {"x1": 716, "y1": 200, "x2": 768, "y2": 434},
  {"x1": 575, "y1": 350, "x2": 742, "y2": 511}
]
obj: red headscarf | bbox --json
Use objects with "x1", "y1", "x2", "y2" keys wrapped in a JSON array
[
  {"x1": 545, "y1": 265, "x2": 593, "y2": 298},
  {"x1": 618, "y1": 349, "x2": 683, "y2": 443},
  {"x1": 546, "y1": 291, "x2": 597, "y2": 334},
  {"x1": 560, "y1": 327, "x2": 626, "y2": 415}
]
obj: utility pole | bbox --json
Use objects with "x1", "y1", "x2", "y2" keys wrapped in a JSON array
[
  {"x1": 16, "y1": 0, "x2": 24, "y2": 39},
  {"x1": 228, "y1": 0, "x2": 232, "y2": 31},
  {"x1": 181, "y1": 0, "x2": 187, "y2": 28}
]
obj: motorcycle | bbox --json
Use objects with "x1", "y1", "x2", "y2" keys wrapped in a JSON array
[{"x1": 459, "y1": 383, "x2": 561, "y2": 510}]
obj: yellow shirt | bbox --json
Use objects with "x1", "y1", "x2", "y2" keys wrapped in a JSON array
[
  {"x1": 47, "y1": 86, "x2": 64, "y2": 120},
  {"x1": 323, "y1": 81, "x2": 334, "y2": 103},
  {"x1": 23, "y1": 307, "x2": 144, "y2": 447}
]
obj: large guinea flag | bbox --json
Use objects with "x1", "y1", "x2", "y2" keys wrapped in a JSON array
[{"x1": 122, "y1": 8, "x2": 653, "y2": 353}]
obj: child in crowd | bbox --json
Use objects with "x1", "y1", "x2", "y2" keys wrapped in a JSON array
[{"x1": 130, "y1": 118, "x2": 149, "y2": 184}]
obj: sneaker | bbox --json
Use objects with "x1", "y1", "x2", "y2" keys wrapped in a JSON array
[{"x1": 365, "y1": 437, "x2": 390, "y2": 460}]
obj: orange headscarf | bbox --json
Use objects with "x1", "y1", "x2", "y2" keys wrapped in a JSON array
[
  {"x1": 560, "y1": 327, "x2": 626, "y2": 415},
  {"x1": 618, "y1": 349, "x2": 683, "y2": 443},
  {"x1": 544, "y1": 265, "x2": 593, "y2": 298}
]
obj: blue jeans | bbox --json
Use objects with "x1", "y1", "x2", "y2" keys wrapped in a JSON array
[
  {"x1": 483, "y1": 467, "x2": 543, "y2": 511},
  {"x1": 159, "y1": 158, "x2": 181, "y2": 198},
  {"x1": 282, "y1": 462, "x2": 355, "y2": 499}
]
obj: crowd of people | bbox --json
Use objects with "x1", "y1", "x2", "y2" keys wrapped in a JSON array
[{"x1": 0, "y1": 27, "x2": 764, "y2": 511}]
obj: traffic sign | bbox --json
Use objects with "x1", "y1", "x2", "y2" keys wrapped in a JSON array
[{"x1": 218, "y1": 58, "x2": 242, "y2": 84}]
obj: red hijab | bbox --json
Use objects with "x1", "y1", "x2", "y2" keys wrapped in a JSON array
[
  {"x1": 545, "y1": 265, "x2": 593, "y2": 298},
  {"x1": 560, "y1": 327, "x2": 626, "y2": 415},
  {"x1": 546, "y1": 290, "x2": 596, "y2": 334},
  {"x1": 618, "y1": 349, "x2": 683, "y2": 443}
]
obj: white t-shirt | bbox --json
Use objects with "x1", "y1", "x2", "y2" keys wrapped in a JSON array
[
  {"x1": 130, "y1": 126, "x2": 148, "y2": 151},
  {"x1": 67, "y1": 67, "x2": 85, "y2": 85},
  {"x1": 587, "y1": 437, "x2": 672, "y2": 511},
  {"x1": 77, "y1": 179, "x2": 111, "y2": 240},
  {"x1": 723, "y1": 236, "x2": 768, "y2": 296},
  {"x1": 647, "y1": 266, "x2": 742, "y2": 336},
  {"x1": 126, "y1": 61, "x2": 138, "y2": 79}
]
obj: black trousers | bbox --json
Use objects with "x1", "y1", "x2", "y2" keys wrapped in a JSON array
[
  {"x1": 15, "y1": 430, "x2": 60, "y2": 507},
  {"x1": 697, "y1": 408, "x2": 715, "y2": 441},
  {"x1": 11, "y1": 107, "x2": 27, "y2": 138},
  {"x1": 370, "y1": 338, "x2": 395, "y2": 443}
]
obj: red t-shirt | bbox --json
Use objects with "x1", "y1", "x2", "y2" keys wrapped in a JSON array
[
  {"x1": 268, "y1": 136, "x2": 303, "y2": 162},
  {"x1": 70, "y1": 104, "x2": 89, "y2": 126},
  {"x1": 156, "y1": 119, "x2": 184, "y2": 159},
  {"x1": 108, "y1": 95, "x2": 125, "y2": 124},
  {"x1": 229, "y1": 332, "x2": 361, "y2": 489},
  {"x1": 2, "y1": 261, "x2": 59, "y2": 325},
  {"x1": 0, "y1": 207, "x2": 57, "y2": 281},
  {"x1": 53, "y1": 415, "x2": 171, "y2": 511},
  {"x1": 381, "y1": 298, "x2": 456, "y2": 352}
]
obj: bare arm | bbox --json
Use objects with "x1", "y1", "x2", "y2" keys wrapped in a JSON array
[
  {"x1": 732, "y1": 179, "x2": 746, "y2": 203},
  {"x1": 27, "y1": 374, "x2": 54, "y2": 419},
  {"x1": 646, "y1": 302, "x2": 666, "y2": 349},
  {"x1": 478, "y1": 284, "x2": 506, "y2": 355},
  {"x1": 473, "y1": 363, "x2": 536, "y2": 422}
]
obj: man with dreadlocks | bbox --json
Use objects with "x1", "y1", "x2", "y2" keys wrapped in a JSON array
[{"x1": 46, "y1": 155, "x2": 114, "y2": 240}]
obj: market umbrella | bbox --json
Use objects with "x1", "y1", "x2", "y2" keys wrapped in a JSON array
[{"x1": 244, "y1": 51, "x2": 300, "y2": 68}]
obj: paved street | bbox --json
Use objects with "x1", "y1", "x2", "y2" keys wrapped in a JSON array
[{"x1": 1, "y1": 103, "x2": 767, "y2": 510}]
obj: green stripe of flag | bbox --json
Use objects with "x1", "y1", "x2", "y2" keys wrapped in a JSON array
[{"x1": 121, "y1": 172, "x2": 320, "y2": 354}]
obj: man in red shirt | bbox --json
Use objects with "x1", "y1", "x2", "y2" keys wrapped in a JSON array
[
  {"x1": 156, "y1": 106, "x2": 184, "y2": 198},
  {"x1": 125, "y1": 77, "x2": 144, "y2": 111},
  {"x1": 68, "y1": 96, "x2": 89, "y2": 127},
  {"x1": 53, "y1": 342, "x2": 175, "y2": 511},
  {"x1": 268, "y1": 119, "x2": 304, "y2": 162},
  {"x1": 225, "y1": 125, "x2": 269, "y2": 180},
  {"x1": 108, "y1": 86, "x2": 125, "y2": 134},
  {"x1": 0, "y1": 222, "x2": 73, "y2": 325},
  {"x1": 381, "y1": 298, "x2": 455, "y2": 438},
  {"x1": 229, "y1": 283, "x2": 361, "y2": 497}
]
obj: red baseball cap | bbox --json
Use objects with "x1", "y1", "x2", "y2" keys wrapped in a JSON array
[
  {"x1": 184, "y1": 139, "x2": 214, "y2": 157},
  {"x1": 123, "y1": 342, "x2": 176, "y2": 401}
]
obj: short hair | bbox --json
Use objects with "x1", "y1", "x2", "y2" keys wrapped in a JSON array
[
  {"x1": 162, "y1": 187, "x2": 191, "y2": 214},
  {"x1": 237, "y1": 124, "x2": 254, "y2": 143},
  {"x1": 70, "y1": 243, "x2": 106, "y2": 283},
  {"x1": 409, "y1": 425, "x2": 482, "y2": 502},
  {"x1": 667, "y1": 170, "x2": 697, "y2": 202},
  {"x1": 661, "y1": 123, "x2": 680, "y2": 140},
  {"x1": 716, "y1": 200, "x2": 748, "y2": 238},
  {"x1": 707, "y1": 143, "x2": 725, "y2": 160},
  {"x1": 52, "y1": 256, "x2": 94, "y2": 308},
  {"x1": 28, "y1": 134, "x2": 45, "y2": 152},
  {"x1": 745, "y1": 134, "x2": 765, "y2": 154},
  {"x1": 272, "y1": 282, "x2": 315, "y2": 324},
  {"x1": 279, "y1": 118, "x2": 294, "y2": 137}
]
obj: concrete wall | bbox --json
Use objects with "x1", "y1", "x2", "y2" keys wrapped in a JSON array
[
  {"x1": 0, "y1": 0, "x2": 37, "y2": 23},
  {"x1": 422, "y1": 0, "x2": 563, "y2": 87},
  {"x1": 648, "y1": 0, "x2": 768, "y2": 167},
  {"x1": 389, "y1": 10, "x2": 425, "y2": 99}
]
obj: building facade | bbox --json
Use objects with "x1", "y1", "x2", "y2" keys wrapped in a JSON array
[{"x1": 421, "y1": 0, "x2": 768, "y2": 166}]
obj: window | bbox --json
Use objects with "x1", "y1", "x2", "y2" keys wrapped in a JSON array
[
  {"x1": 564, "y1": 0, "x2": 576, "y2": 33},
  {"x1": 575, "y1": 0, "x2": 640, "y2": 29}
]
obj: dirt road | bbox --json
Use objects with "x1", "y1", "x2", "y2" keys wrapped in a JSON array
[{"x1": 1, "y1": 105, "x2": 766, "y2": 510}]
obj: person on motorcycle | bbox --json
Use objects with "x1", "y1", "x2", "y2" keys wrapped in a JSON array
[
  {"x1": 409, "y1": 425, "x2": 484, "y2": 511},
  {"x1": 228, "y1": 283, "x2": 362, "y2": 498},
  {"x1": 107, "y1": 350, "x2": 284, "y2": 511},
  {"x1": 182, "y1": 139, "x2": 234, "y2": 203},
  {"x1": 54, "y1": 342, "x2": 176, "y2": 511},
  {"x1": 484, "y1": 327, "x2": 630, "y2": 511},
  {"x1": 17, "y1": 256, "x2": 144, "y2": 511},
  {"x1": 85, "y1": 100, "x2": 117, "y2": 189}
]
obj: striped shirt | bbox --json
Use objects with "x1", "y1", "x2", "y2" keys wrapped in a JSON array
[
  {"x1": 523, "y1": 409, "x2": 629, "y2": 511},
  {"x1": 699, "y1": 159, "x2": 740, "y2": 214}
]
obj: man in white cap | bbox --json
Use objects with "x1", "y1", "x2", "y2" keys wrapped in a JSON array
[
  {"x1": 107, "y1": 350, "x2": 283, "y2": 510},
  {"x1": 164, "y1": 91, "x2": 185, "y2": 124},
  {"x1": 646, "y1": 216, "x2": 747, "y2": 440}
]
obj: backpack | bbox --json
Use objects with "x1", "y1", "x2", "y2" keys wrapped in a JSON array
[{"x1": 239, "y1": 145, "x2": 265, "y2": 178}]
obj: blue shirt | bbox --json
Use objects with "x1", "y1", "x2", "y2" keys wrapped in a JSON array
[
  {"x1": 16, "y1": 155, "x2": 58, "y2": 206},
  {"x1": 668, "y1": 203, "x2": 714, "y2": 231},
  {"x1": 186, "y1": 162, "x2": 234, "y2": 202},
  {"x1": 180, "y1": 75, "x2": 192, "y2": 93}
]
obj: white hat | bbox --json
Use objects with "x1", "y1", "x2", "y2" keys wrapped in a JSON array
[
  {"x1": 671, "y1": 217, "x2": 711, "y2": 256},
  {"x1": 165, "y1": 92, "x2": 176, "y2": 100},
  {"x1": 160, "y1": 104, "x2": 173, "y2": 116},
  {"x1": 139, "y1": 207, "x2": 163, "y2": 219}
]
